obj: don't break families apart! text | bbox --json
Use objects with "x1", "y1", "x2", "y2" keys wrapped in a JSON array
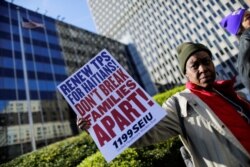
[{"x1": 57, "y1": 50, "x2": 167, "y2": 162}]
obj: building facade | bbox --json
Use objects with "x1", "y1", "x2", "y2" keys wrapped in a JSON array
[
  {"x1": 88, "y1": 0, "x2": 249, "y2": 92},
  {"x1": 55, "y1": 21, "x2": 146, "y2": 88},
  {"x1": 0, "y1": 1, "x2": 145, "y2": 163}
]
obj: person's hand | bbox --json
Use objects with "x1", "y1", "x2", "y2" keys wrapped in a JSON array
[{"x1": 77, "y1": 117, "x2": 91, "y2": 131}]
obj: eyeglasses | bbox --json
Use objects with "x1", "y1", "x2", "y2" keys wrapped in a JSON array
[{"x1": 186, "y1": 56, "x2": 212, "y2": 72}]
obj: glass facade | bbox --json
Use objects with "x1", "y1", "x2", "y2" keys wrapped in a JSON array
[
  {"x1": 0, "y1": 1, "x2": 72, "y2": 163},
  {"x1": 0, "y1": 1, "x2": 145, "y2": 163}
]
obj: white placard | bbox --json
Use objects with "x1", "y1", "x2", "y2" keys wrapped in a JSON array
[{"x1": 57, "y1": 49, "x2": 167, "y2": 162}]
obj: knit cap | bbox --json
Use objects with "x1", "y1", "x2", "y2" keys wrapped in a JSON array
[
  {"x1": 219, "y1": 8, "x2": 246, "y2": 35},
  {"x1": 176, "y1": 42, "x2": 212, "y2": 73}
]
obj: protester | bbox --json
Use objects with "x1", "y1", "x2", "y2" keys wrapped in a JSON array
[
  {"x1": 77, "y1": 42, "x2": 250, "y2": 166},
  {"x1": 220, "y1": 8, "x2": 250, "y2": 95}
]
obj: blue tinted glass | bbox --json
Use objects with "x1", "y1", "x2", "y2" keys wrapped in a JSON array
[
  {"x1": 17, "y1": 78, "x2": 25, "y2": 89},
  {"x1": 0, "y1": 22, "x2": 10, "y2": 32},
  {"x1": 14, "y1": 59, "x2": 23, "y2": 69},
  {"x1": 24, "y1": 44, "x2": 32, "y2": 53},
  {"x1": 54, "y1": 65, "x2": 66, "y2": 74},
  {"x1": 3, "y1": 57, "x2": 14, "y2": 68},
  {"x1": 33, "y1": 45, "x2": 49, "y2": 55},
  {"x1": 0, "y1": 7, "x2": 9, "y2": 17},
  {"x1": 28, "y1": 79, "x2": 38, "y2": 90},
  {"x1": 2, "y1": 77, "x2": 16, "y2": 89},
  {"x1": 39, "y1": 80, "x2": 56, "y2": 91},
  {"x1": 0, "y1": 77, "x2": 58, "y2": 91},
  {"x1": 50, "y1": 49, "x2": 61, "y2": 58},
  {"x1": 47, "y1": 35, "x2": 58, "y2": 44},
  {"x1": 30, "y1": 31, "x2": 46, "y2": 41},
  {"x1": 0, "y1": 100, "x2": 8, "y2": 113},
  {"x1": 12, "y1": 26, "x2": 20, "y2": 35},
  {"x1": 0, "y1": 78, "x2": 3, "y2": 88},
  {"x1": 26, "y1": 61, "x2": 35, "y2": 71},
  {"x1": 14, "y1": 41, "x2": 21, "y2": 52},
  {"x1": 0, "y1": 39, "x2": 11, "y2": 49},
  {"x1": 36, "y1": 62, "x2": 52, "y2": 73},
  {"x1": 45, "y1": 20, "x2": 56, "y2": 31}
]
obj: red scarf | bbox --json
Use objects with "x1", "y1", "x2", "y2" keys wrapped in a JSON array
[{"x1": 186, "y1": 79, "x2": 250, "y2": 154}]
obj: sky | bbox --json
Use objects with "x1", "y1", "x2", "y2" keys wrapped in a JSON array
[{"x1": 6, "y1": 0, "x2": 97, "y2": 33}]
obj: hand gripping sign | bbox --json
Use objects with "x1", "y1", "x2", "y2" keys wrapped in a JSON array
[{"x1": 57, "y1": 49, "x2": 167, "y2": 162}]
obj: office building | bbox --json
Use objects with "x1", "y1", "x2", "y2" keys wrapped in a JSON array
[
  {"x1": 0, "y1": 0, "x2": 146, "y2": 163},
  {"x1": 88, "y1": 0, "x2": 248, "y2": 92}
]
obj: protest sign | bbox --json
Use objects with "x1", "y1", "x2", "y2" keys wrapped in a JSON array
[{"x1": 57, "y1": 49, "x2": 167, "y2": 162}]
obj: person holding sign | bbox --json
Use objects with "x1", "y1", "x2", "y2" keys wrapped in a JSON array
[{"x1": 78, "y1": 42, "x2": 250, "y2": 166}]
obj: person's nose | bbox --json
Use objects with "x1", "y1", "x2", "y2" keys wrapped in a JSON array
[{"x1": 198, "y1": 63, "x2": 208, "y2": 73}]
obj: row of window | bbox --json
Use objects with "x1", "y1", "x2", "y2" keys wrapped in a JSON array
[
  {"x1": 0, "y1": 30, "x2": 61, "y2": 51},
  {"x1": 0, "y1": 22, "x2": 59, "y2": 46},
  {"x1": 0, "y1": 67, "x2": 67, "y2": 82},
  {"x1": 0, "y1": 57, "x2": 66, "y2": 75},
  {"x1": 7, "y1": 125, "x2": 68, "y2": 144},
  {"x1": 0, "y1": 48, "x2": 65, "y2": 66},
  {"x1": 0, "y1": 38, "x2": 62, "y2": 59},
  {"x1": 0, "y1": 15, "x2": 57, "y2": 36},
  {"x1": 0, "y1": 89, "x2": 57, "y2": 100},
  {"x1": 0, "y1": 77, "x2": 59, "y2": 91}
]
